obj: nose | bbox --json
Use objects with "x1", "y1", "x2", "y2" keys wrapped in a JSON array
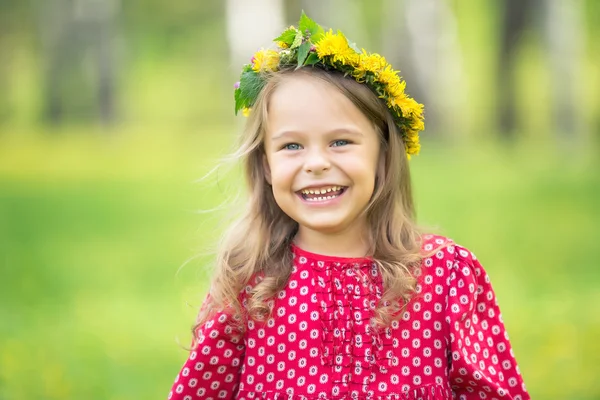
[{"x1": 303, "y1": 147, "x2": 331, "y2": 174}]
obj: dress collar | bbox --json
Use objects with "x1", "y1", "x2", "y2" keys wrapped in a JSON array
[{"x1": 290, "y1": 243, "x2": 373, "y2": 264}]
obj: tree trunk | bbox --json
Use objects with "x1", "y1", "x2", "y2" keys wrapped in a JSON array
[
  {"x1": 38, "y1": 0, "x2": 70, "y2": 124},
  {"x1": 498, "y1": 0, "x2": 535, "y2": 139},
  {"x1": 382, "y1": 0, "x2": 465, "y2": 136},
  {"x1": 225, "y1": 0, "x2": 286, "y2": 72},
  {"x1": 542, "y1": 0, "x2": 584, "y2": 139},
  {"x1": 37, "y1": 0, "x2": 119, "y2": 126}
]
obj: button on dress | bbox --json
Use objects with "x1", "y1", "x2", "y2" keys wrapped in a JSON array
[{"x1": 168, "y1": 235, "x2": 529, "y2": 400}]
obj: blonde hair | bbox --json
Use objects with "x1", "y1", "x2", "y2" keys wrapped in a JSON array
[{"x1": 194, "y1": 66, "x2": 423, "y2": 340}]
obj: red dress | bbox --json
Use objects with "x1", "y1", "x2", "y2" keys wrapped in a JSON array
[{"x1": 168, "y1": 235, "x2": 529, "y2": 400}]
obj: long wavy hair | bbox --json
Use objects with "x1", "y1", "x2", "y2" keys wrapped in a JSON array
[{"x1": 194, "y1": 66, "x2": 424, "y2": 341}]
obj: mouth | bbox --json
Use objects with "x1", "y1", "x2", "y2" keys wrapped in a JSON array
[{"x1": 296, "y1": 185, "x2": 347, "y2": 202}]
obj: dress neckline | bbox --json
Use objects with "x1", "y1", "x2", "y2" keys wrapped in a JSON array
[{"x1": 290, "y1": 243, "x2": 374, "y2": 263}]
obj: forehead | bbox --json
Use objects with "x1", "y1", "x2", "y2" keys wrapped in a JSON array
[{"x1": 265, "y1": 74, "x2": 375, "y2": 138}]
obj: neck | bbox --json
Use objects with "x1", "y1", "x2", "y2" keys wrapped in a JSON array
[{"x1": 294, "y1": 222, "x2": 371, "y2": 258}]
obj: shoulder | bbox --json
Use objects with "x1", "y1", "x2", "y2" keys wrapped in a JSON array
[
  {"x1": 420, "y1": 234, "x2": 478, "y2": 266},
  {"x1": 419, "y1": 234, "x2": 485, "y2": 288},
  {"x1": 419, "y1": 234, "x2": 493, "y2": 318}
]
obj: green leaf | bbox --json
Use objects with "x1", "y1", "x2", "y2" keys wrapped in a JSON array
[
  {"x1": 236, "y1": 70, "x2": 265, "y2": 113},
  {"x1": 234, "y1": 88, "x2": 243, "y2": 114},
  {"x1": 299, "y1": 11, "x2": 325, "y2": 41},
  {"x1": 296, "y1": 42, "x2": 311, "y2": 69},
  {"x1": 311, "y1": 30, "x2": 325, "y2": 43},
  {"x1": 291, "y1": 29, "x2": 303, "y2": 49},
  {"x1": 304, "y1": 52, "x2": 320, "y2": 66},
  {"x1": 274, "y1": 27, "x2": 297, "y2": 47}
]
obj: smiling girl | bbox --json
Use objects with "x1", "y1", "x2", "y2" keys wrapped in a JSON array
[{"x1": 167, "y1": 13, "x2": 529, "y2": 400}]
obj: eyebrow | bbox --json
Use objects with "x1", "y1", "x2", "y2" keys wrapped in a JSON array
[{"x1": 270, "y1": 128, "x2": 364, "y2": 141}]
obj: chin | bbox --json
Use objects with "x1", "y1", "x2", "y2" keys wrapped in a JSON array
[{"x1": 297, "y1": 218, "x2": 352, "y2": 234}]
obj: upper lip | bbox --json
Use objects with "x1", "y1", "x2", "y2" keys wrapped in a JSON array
[{"x1": 296, "y1": 184, "x2": 347, "y2": 192}]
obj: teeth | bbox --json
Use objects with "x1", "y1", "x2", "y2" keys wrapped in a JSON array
[
  {"x1": 301, "y1": 185, "x2": 342, "y2": 195},
  {"x1": 305, "y1": 193, "x2": 341, "y2": 202}
]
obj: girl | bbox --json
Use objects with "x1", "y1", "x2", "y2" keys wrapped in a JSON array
[{"x1": 168, "y1": 14, "x2": 529, "y2": 400}]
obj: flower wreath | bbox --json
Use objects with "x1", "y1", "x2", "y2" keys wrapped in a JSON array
[{"x1": 234, "y1": 12, "x2": 425, "y2": 156}]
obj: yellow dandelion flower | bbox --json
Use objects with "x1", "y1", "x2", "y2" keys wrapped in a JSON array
[
  {"x1": 386, "y1": 96, "x2": 400, "y2": 109},
  {"x1": 404, "y1": 130, "x2": 421, "y2": 156},
  {"x1": 377, "y1": 66, "x2": 400, "y2": 86},
  {"x1": 397, "y1": 97, "x2": 424, "y2": 119},
  {"x1": 344, "y1": 52, "x2": 360, "y2": 67},
  {"x1": 377, "y1": 66, "x2": 406, "y2": 98},
  {"x1": 406, "y1": 143, "x2": 421, "y2": 157},
  {"x1": 405, "y1": 130, "x2": 419, "y2": 142},
  {"x1": 386, "y1": 82, "x2": 406, "y2": 100},
  {"x1": 242, "y1": 107, "x2": 251, "y2": 117},
  {"x1": 354, "y1": 51, "x2": 388, "y2": 79},
  {"x1": 315, "y1": 30, "x2": 357, "y2": 64},
  {"x1": 277, "y1": 41, "x2": 289, "y2": 49},
  {"x1": 411, "y1": 117, "x2": 425, "y2": 132},
  {"x1": 337, "y1": 50, "x2": 359, "y2": 65},
  {"x1": 252, "y1": 49, "x2": 280, "y2": 72}
]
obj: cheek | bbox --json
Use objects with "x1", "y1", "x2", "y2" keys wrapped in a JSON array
[
  {"x1": 354, "y1": 156, "x2": 379, "y2": 197},
  {"x1": 346, "y1": 150, "x2": 379, "y2": 181},
  {"x1": 269, "y1": 158, "x2": 297, "y2": 189}
]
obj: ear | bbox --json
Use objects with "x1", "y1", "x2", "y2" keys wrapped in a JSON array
[{"x1": 262, "y1": 153, "x2": 272, "y2": 185}]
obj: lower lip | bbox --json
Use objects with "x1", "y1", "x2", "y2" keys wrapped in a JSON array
[{"x1": 296, "y1": 188, "x2": 347, "y2": 206}]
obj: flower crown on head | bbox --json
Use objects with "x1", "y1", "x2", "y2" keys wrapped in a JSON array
[{"x1": 234, "y1": 12, "x2": 425, "y2": 156}]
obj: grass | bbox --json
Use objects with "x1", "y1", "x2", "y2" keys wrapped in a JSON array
[{"x1": 0, "y1": 129, "x2": 598, "y2": 399}]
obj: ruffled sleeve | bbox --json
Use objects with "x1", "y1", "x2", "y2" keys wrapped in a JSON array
[
  {"x1": 445, "y1": 245, "x2": 529, "y2": 400},
  {"x1": 168, "y1": 296, "x2": 245, "y2": 400}
]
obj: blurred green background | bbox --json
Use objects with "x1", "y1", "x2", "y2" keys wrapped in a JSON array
[{"x1": 0, "y1": 1, "x2": 599, "y2": 399}]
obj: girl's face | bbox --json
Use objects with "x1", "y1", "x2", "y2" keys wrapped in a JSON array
[{"x1": 263, "y1": 74, "x2": 382, "y2": 237}]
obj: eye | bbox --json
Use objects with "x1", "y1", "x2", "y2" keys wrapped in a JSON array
[
  {"x1": 331, "y1": 139, "x2": 350, "y2": 147},
  {"x1": 282, "y1": 143, "x2": 302, "y2": 150}
]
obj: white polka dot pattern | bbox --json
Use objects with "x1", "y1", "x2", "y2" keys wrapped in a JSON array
[
  {"x1": 167, "y1": 235, "x2": 529, "y2": 400},
  {"x1": 168, "y1": 300, "x2": 245, "y2": 400}
]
